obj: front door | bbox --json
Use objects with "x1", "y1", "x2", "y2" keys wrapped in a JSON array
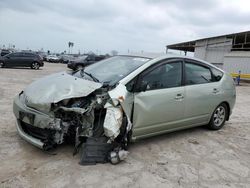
[
  {"x1": 5, "y1": 53, "x2": 18, "y2": 67},
  {"x1": 132, "y1": 59, "x2": 185, "y2": 139}
]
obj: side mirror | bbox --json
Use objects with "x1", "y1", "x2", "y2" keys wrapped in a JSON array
[
  {"x1": 215, "y1": 75, "x2": 222, "y2": 81},
  {"x1": 6, "y1": 56, "x2": 10, "y2": 59},
  {"x1": 135, "y1": 81, "x2": 148, "y2": 92}
]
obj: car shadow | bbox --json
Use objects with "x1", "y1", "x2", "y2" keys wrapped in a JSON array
[
  {"x1": 26, "y1": 125, "x2": 211, "y2": 158},
  {"x1": 1, "y1": 67, "x2": 43, "y2": 70}
]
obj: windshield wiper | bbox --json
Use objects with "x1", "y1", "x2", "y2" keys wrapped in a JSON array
[{"x1": 81, "y1": 70, "x2": 100, "y2": 82}]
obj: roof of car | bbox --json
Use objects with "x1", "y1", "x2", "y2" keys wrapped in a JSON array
[
  {"x1": 119, "y1": 53, "x2": 223, "y2": 72},
  {"x1": 119, "y1": 52, "x2": 166, "y2": 59},
  {"x1": 119, "y1": 53, "x2": 199, "y2": 59}
]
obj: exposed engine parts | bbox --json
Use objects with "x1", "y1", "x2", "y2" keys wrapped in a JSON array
[{"x1": 43, "y1": 87, "x2": 131, "y2": 165}]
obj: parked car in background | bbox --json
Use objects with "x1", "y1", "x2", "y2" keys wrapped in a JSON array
[
  {"x1": 1, "y1": 49, "x2": 12, "y2": 56},
  {"x1": 67, "y1": 54, "x2": 106, "y2": 70},
  {"x1": 45, "y1": 55, "x2": 60, "y2": 63},
  {"x1": 59, "y1": 55, "x2": 74, "y2": 64},
  {"x1": 0, "y1": 52, "x2": 44, "y2": 69},
  {"x1": 13, "y1": 54, "x2": 235, "y2": 165},
  {"x1": 67, "y1": 55, "x2": 87, "y2": 70}
]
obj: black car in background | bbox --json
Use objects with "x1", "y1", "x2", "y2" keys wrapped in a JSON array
[
  {"x1": 0, "y1": 52, "x2": 44, "y2": 69},
  {"x1": 67, "y1": 54, "x2": 106, "y2": 70}
]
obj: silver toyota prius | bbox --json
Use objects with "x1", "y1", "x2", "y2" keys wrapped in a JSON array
[{"x1": 13, "y1": 54, "x2": 236, "y2": 164}]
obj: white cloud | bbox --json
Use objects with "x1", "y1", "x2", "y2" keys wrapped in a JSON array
[{"x1": 0, "y1": 0, "x2": 250, "y2": 54}]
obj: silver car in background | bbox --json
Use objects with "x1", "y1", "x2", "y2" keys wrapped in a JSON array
[{"x1": 13, "y1": 54, "x2": 236, "y2": 164}]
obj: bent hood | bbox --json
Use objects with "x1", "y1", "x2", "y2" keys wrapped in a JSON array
[{"x1": 23, "y1": 72, "x2": 102, "y2": 113}]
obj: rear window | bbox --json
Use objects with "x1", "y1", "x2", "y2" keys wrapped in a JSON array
[{"x1": 185, "y1": 62, "x2": 212, "y2": 85}]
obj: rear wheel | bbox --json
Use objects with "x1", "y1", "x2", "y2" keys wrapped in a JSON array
[
  {"x1": 31, "y1": 62, "x2": 40, "y2": 70},
  {"x1": 208, "y1": 103, "x2": 228, "y2": 130},
  {"x1": 0, "y1": 61, "x2": 4, "y2": 68}
]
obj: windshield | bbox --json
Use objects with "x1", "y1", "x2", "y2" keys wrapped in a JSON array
[{"x1": 73, "y1": 56, "x2": 150, "y2": 85}]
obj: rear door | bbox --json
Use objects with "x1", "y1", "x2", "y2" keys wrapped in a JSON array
[
  {"x1": 22, "y1": 53, "x2": 33, "y2": 66},
  {"x1": 132, "y1": 59, "x2": 185, "y2": 138},
  {"x1": 17, "y1": 53, "x2": 27, "y2": 66},
  {"x1": 183, "y1": 59, "x2": 222, "y2": 125}
]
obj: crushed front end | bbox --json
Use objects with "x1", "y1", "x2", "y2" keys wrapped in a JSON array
[{"x1": 13, "y1": 72, "x2": 132, "y2": 165}]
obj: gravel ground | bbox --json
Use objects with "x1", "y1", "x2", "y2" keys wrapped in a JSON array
[{"x1": 0, "y1": 63, "x2": 249, "y2": 188}]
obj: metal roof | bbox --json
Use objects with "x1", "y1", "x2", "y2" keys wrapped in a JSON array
[{"x1": 167, "y1": 30, "x2": 250, "y2": 52}]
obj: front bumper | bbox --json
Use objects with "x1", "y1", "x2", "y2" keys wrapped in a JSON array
[
  {"x1": 16, "y1": 119, "x2": 45, "y2": 149},
  {"x1": 13, "y1": 95, "x2": 61, "y2": 150}
]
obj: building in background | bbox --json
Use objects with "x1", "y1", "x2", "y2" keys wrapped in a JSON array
[{"x1": 166, "y1": 31, "x2": 250, "y2": 80}]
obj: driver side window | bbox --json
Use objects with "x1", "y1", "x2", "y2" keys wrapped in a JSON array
[{"x1": 140, "y1": 61, "x2": 182, "y2": 91}]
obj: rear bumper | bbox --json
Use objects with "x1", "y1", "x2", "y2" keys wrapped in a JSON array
[{"x1": 40, "y1": 61, "x2": 44, "y2": 67}]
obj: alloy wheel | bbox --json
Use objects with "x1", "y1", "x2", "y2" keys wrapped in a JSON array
[
  {"x1": 213, "y1": 106, "x2": 226, "y2": 127},
  {"x1": 32, "y1": 62, "x2": 40, "y2": 69}
]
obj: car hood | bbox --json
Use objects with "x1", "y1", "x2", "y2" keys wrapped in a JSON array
[{"x1": 23, "y1": 72, "x2": 102, "y2": 113}]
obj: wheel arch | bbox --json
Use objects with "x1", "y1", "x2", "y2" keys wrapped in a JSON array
[
  {"x1": 221, "y1": 101, "x2": 230, "y2": 121},
  {"x1": 31, "y1": 61, "x2": 38, "y2": 65}
]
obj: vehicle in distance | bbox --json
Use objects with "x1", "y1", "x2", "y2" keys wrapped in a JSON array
[
  {"x1": 0, "y1": 52, "x2": 44, "y2": 69},
  {"x1": 59, "y1": 55, "x2": 74, "y2": 64},
  {"x1": 45, "y1": 54, "x2": 60, "y2": 63},
  {"x1": 67, "y1": 54, "x2": 106, "y2": 70},
  {"x1": 13, "y1": 54, "x2": 236, "y2": 164}
]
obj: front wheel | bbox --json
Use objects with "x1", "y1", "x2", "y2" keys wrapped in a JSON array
[
  {"x1": 31, "y1": 62, "x2": 40, "y2": 70},
  {"x1": 0, "y1": 61, "x2": 4, "y2": 68},
  {"x1": 208, "y1": 103, "x2": 228, "y2": 130}
]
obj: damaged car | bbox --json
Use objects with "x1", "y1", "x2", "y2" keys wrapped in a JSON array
[{"x1": 13, "y1": 54, "x2": 236, "y2": 165}]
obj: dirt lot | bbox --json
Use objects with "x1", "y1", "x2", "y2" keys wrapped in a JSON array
[{"x1": 0, "y1": 63, "x2": 249, "y2": 188}]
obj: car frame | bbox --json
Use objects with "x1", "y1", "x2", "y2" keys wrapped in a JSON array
[{"x1": 13, "y1": 54, "x2": 236, "y2": 164}]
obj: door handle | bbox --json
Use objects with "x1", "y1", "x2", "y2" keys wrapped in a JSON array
[
  {"x1": 213, "y1": 88, "x2": 219, "y2": 94},
  {"x1": 175, "y1": 93, "x2": 184, "y2": 100}
]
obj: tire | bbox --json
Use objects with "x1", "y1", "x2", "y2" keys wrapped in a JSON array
[
  {"x1": 208, "y1": 103, "x2": 228, "y2": 130},
  {"x1": 31, "y1": 62, "x2": 40, "y2": 70},
  {"x1": 0, "y1": 61, "x2": 4, "y2": 68}
]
